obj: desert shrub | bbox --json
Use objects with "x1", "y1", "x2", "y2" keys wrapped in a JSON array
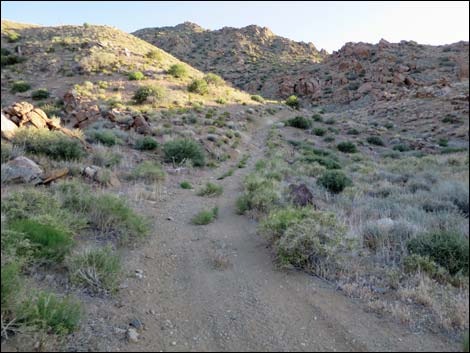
[
  {"x1": 1, "y1": 48, "x2": 11, "y2": 56},
  {"x1": 56, "y1": 181, "x2": 150, "y2": 242},
  {"x1": 325, "y1": 118, "x2": 335, "y2": 125},
  {"x1": 367, "y1": 136, "x2": 385, "y2": 146},
  {"x1": 204, "y1": 73, "x2": 224, "y2": 86},
  {"x1": 134, "y1": 136, "x2": 159, "y2": 150},
  {"x1": 128, "y1": 71, "x2": 145, "y2": 80},
  {"x1": 251, "y1": 95, "x2": 264, "y2": 103},
  {"x1": 464, "y1": 332, "x2": 469, "y2": 352},
  {"x1": 1, "y1": 262, "x2": 21, "y2": 309},
  {"x1": 133, "y1": 84, "x2": 166, "y2": 104},
  {"x1": 260, "y1": 207, "x2": 313, "y2": 239},
  {"x1": 240, "y1": 174, "x2": 280, "y2": 214},
  {"x1": 407, "y1": 231, "x2": 469, "y2": 275},
  {"x1": 191, "y1": 207, "x2": 218, "y2": 225},
  {"x1": 197, "y1": 182, "x2": 223, "y2": 197},
  {"x1": 68, "y1": 246, "x2": 121, "y2": 294},
  {"x1": 285, "y1": 116, "x2": 312, "y2": 129},
  {"x1": 188, "y1": 79, "x2": 209, "y2": 95},
  {"x1": 168, "y1": 64, "x2": 188, "y2": 78},
  {"x1": 7, "y1": 31, "x2": 21, "y2": 43},
  {"x1": 317, "y1": 170, "x2": 352, "y2": 193},
  {"x1": 285, "y1": 95, "x2": 300, "y2": 109},
  {"x1": 91, "y1": 149, "x2": 122, "y2": 168},
  {"x1": 1, "y1": 141, "x2": 14, "y2": 163},
  {"x1": 131, "y1": 161, "x2": 165, "y2": 182},
  {"x1": 313, "y1": 127, "x2": 326, "y2": 136},
  {"x1": 403, "y1": 254, "x2": 450, "y2": 283},
  {"x1": 348, "y1": 82, "x2": 360, "y2": 90},
  {"x1": 1, "y1": 54, "x2": 26, "y2": 67},
  {"x1": 347, "y1": 128, "x2": 360, "y2": 135},
  {"x1": 11, "y1": 80, "x2": 31, "y2": 93},
  {"x1": 86, "y1": 129, "x2": 123, "y2": 146},
  {"x1": 276, "y1": 212, "x2": 345, "y2": 277},
  {"x1": 438, "y1": 138, "x2": 449, "y2": 147},
  {"x1": 163, "y1": 139, "x2": 206, "y2": 167},
  {"x1": 79, "y1": 51, "x2": 117, "y2": 73},
  {"x1": 312, "y1": 113, "x2": 323, "y2": 122},
  {"x1": 393, "y1": 144, "x2": 411, "y2": 152},
  {"x1": 18, "y1": 291, "x2": 81, "y2": 335},
  {"x1": 9, "y1": 219, "x2": 74, "y2": 262},
  {"x1": 180, "y1": 181, "x2": 193, "y2": 189},
  {"x1": 337, "y1": 141, "x2": 357, "y2": 153},
  {"x1": 235, "y1": 195, "x2": 251, "y2": 214},
  {"x1": 146, "y1": 49, "x2": 162, "y2": 60},
  {"x1": 31, "y1": 88, "x2": 50, "y2": 100},
  {"x1": 301, "y1": 155, "x2": 341, "y2": 170},
  {"x1": 12, "y1": 128, "x2": 86, "y2": 160}
]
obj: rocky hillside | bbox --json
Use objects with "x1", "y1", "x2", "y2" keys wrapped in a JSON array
[{"x1": 133, "y1": 22, "x2": 328, "y2": 98}]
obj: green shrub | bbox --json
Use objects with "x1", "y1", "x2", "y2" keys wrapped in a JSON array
[
  {"x1": 285, "y1": 95, "x2": 300, "y2": 109},
  {"x1": 1, "y1": 54, "x2": 26, "y2": 67},
  {"x1": 393, "y1": 144, "x2": 411, "y2": 152},
  {"x1": 286, "y1": 116, "x2": 312, "y2": 129},
  {"x1": 366, "y1": 136, "x2": 385, "y2": 146},
  {"x1": 1, "y1": 141, "x2": 14, "y2": 163},
  {"x1": 438, "y1": 138, "x2": 449, "y2": 147},
  {"x1": 131, "y1": 161, "x2": 165, "y2": 182},
  {"x1": 204, "y1": 73, "x2": 224, "y2": 86},
  {"x1": 276, "y1": 212, "x2": 345, "y2": 277},
  {"x1": 18, "y1": 291, "x2": 81, "y2": 335},
  {"x1": 68, "y1": 246, "x2": 121, "y2": 294},
  {"x1": 403, "y1": 254, "x2": 448, "y2": 282},
  {"x1": 313, "y1": 127, "x2": 326, "y2": 136},
  {"x1": 235, "y1": 195, "x2": 251, "y2": 215},
  {"x1": 251, "y1": 95, "x2": 264, "y2": 103},
  {"x1": 133, "y1": 84, "x2": 166, "y2": 104},
  {"x1": 347, "y1": 128, "x2": 360, "y2": 135},
  {"x1": 325, "y1": 118, "x2": 335, "y2": 125},
  {"x1": 337, "y1": 141, "x2": 358, "y2": 153},
  {"x1": 260, "y1": 207, "x2": 313, "y2": 239},
  {"x1": 407, "y1": 231, "x2": 469, "y2": 276},
  {"x1": 146, "y1": 50, "x2": 162, "y2": 60},
  {"x1": 463, "y1": 332, "x2": 469, "y2": 353},
  {"x1": 31, "y1": 88, "x2": 50, "y2": 100},
  {"x1": 188, "y1": 79, "x2": 209, "y2": 95},
  {"x1": 197, "y1": 182, "x2": 223, "y2": 197},
  {"x1": 191, "y1": 207, "x2": 218, "y2": 225},
  {"x1": 134, "y1": 136, "x2": 159, "y2": 150},
  {"x1": 91, "y1": 149, "x2": 122, "y2": 167},
  {"x1": 7, "y1": 31, "x2": 21, "y2": 43},
  {"x1": 1, "y1": 262, "x2": 21, "y2": 309},
  {"x1": 11, "y1": 80, "x2": 31, "y2": 93},
  {"x1": 12, "y1": 128, "x2": 86, "y2": 160},
  {"x1": 163, "y1": 139, "x2": 206, "y2": 167},
  {"x1": 168, "y1": 64, "x2": 188, "y2": 78},
  {"x1": 312, "y1": 114, "x2": 323, "y2": 122},
  {"x1": 9, "y1": 219, "x2": 74, "y2": 262},
  {"x1": 317, "y1": 170, "x2": 352, "y2": 193},
  {"x1": 128, "y1": 71, "x2": 145, "y2": 80},
  {"x1": 86, "y1": 129, "x2": 123, "y2": 146},
  {"x1": 180, "y1": 181, "x2": 193, "y2": 189}
]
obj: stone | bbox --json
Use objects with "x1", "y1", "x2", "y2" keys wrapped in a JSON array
[
  {"x1": 132, "y1": 115, "x2": 151, "y2": 135},
  {"x1": 127, "y1": 328, "x2": 139, "y2": 343},
  {"x1": 288, "y1": 183, "x2": 314, "y2": 207},
  {"x1": 2, "y1": 156, "x2": 43, "y2": 184},
  {"x1": 1, "y1": 113, "x2": 18, "y2": 140},
  {"x1": 130, "y1": 319, "x2": 144, "y2": 331}
]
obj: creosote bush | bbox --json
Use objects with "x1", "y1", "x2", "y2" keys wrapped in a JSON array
[
  {"x1": 285, "y1": 95, "x2": 300, "y2": 109},
  {"x1": 163, "y1": 139, "x2": 206, "y2": 167},
  {"x1": 191, "y1": 207, "x2": 219, "y2": 225},
  {"x1": 285, "y1": 116, "x2": 312, "y2": 129},
  {"x1": 128, "y1": 71, "x2": 145, "y2": 81},
  {"x1": 188, "y1": 79, "x2": 209, "y2": 95},
  {"x1": 11, "y1": 80, "x2": 31, "y2": 93},
  {"x1": 31, "y1": 88, "x2": 50, "y2": 100},
  {"x1": 12, "y1": 128, "x2": 86, "y2": 160},
  {"x1": 168, "y1": 63, "x2": 188, "y2": 78},
  {"x1": 337, "y1": 141, "x2": 358, "y2": 153},
  {"x1": 197, "y1": 182, "x2": 223, "y2": 197},
  {"x1": 134, "y1": 136, "x2": 159, "y2": 150},
  {"x1": 133, "y1": 84, "x2": 166, "y2": 104},
  {"x1": 367, "y1": 136, "x2": 385, "y2": 146},
  {"x1": 131, "y1": 161, "x2": 166, "y2": 183},
  {"x1": 203, "y1": 73, "x2": 224, "y2": 86},
  {"x1": 317, "y1": 170, "x2": 352, "y2": 193}
]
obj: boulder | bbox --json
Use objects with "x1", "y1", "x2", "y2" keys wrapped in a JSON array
[
  {"x1": 2, "y1": 156, "x2": 43, "y2": 184},
  {"x1": 131, "y1": 115, "x2": 151, "y2": 135},
  {"x1": 1, "y1": 113, "x2": 18, "y2": 140},
  {"x1": 40, "y1": 167, "x2": 69, "y2": 184},
  {"x1": 288, "y1": 183, "x2": 314, "y2": 207}
]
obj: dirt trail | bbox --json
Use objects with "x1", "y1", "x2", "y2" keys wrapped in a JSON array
[{"x1": 98, "y1": 115, "x2": 456, "y2": 352}]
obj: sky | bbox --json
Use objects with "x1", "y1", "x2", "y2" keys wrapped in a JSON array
[{"x1": 1, "y1": 1, "x2": 469, "y2": 53}]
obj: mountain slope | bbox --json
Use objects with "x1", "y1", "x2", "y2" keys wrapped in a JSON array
[{"x1": 133, "y1": 22, "x2": 328, "y2": 98}]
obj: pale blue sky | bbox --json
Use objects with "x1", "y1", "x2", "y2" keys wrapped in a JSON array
[{"x1": 1, "y1": 1, "x2": 468, "y2": 53}]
